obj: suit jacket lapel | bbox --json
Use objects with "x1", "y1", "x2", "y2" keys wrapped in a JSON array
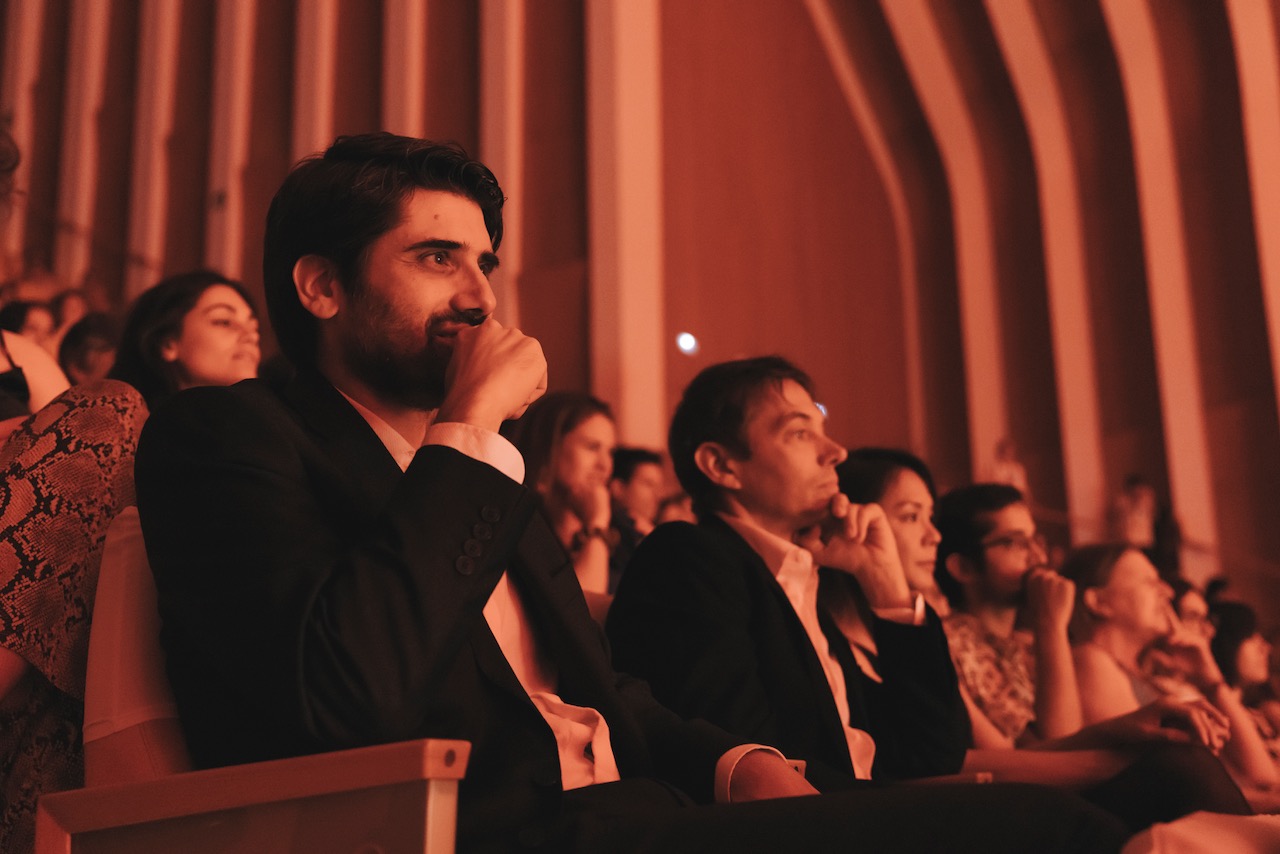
[
  {"x1": 281, "y1": 371, "x2": 539, "y2": 705},
  {"x1": 702, "y1": 516, "x2": 857, "y2": 770}
]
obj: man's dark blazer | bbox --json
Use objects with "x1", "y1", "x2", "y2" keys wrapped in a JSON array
[
  {"x1": 606, "y1": 517, "x2": 969, "y2": 791},
  {"x1": 134, "y1": 372, "x2": 740, "y2": 853}
]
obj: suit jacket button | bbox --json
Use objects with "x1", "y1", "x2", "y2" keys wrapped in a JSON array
[
  {"x1": 464, "y1": 538, "x2": 484, "y2": 557},
  {"x1": 481, "y1": 505, "x2": 501, "y2": 523},
  {"x1": 455, "y1": 556, "x2": 475, "y2": 575},
  {"x1": 472, "y1": 522, "x2": 493, "y2": 540}
]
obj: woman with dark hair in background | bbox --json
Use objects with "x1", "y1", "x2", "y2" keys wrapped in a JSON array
[
  {"x1": 1210, "y1": 600, "x2": 1280, "y2": 798},
  {"x1": 108, "y1": 270, "x2": 259, "y2": 409},
  {"x1": 502, "y1": 391, "x2": 618, "y2": 597},
  {"x1": 822, "y1": 447, "x2": 945, "y2": 681}
]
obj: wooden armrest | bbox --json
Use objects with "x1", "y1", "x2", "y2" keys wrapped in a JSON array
[{"x1": 37, "y1": 738, "x2": 470, "y2": 854}]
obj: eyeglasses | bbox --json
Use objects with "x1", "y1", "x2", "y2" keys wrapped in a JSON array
[{"x1": 979, "y1": 532, "x2": 1046, "y2": 556}]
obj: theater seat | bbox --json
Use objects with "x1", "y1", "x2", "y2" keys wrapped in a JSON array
[{"x1": 38, "y1": 507, "x2": 469, "y2": 854}]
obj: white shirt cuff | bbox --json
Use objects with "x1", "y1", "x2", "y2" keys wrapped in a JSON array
[
  {"x1": 714, "y1": 744, "x2": 788, "y2": 803},
  {"x1": 871, "y1": 591, "x2": 926, "y2": 626},
  {"x1": 423, "y1": 421, "x2": 525, "y2": 484}
]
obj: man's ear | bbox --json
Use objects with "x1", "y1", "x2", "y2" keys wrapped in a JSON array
[
  {"x1": 293, "y1": 255, "x2": 343, "y2": 320},
  {"x1": 693, "y1": 442, "x2": 742, "y2": 491},
  {"x1": 944, "y1": 552, "x2": 978, "y2": 585},
  {"x1": 608, "y1": 479, "x2": 626, "y2": 502}
]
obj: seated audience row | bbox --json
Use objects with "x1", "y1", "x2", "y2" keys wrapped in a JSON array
[{"x1": 4, "y1": 130, "x2": 1278, "y2": 852}]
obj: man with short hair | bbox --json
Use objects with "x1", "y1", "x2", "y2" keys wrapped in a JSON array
[
  {"x1": 610, "y1": 446, "x2": 664, "y2": 537},
  {"x1": 608, "y1": 445, "x2": 664, "y2": 589},
  {"x1": 136, "y1": 135, "x2": 1124, "y2": 853},
  {"x1": 608, "y1": 357, "x2": 969, "y2": 787}
]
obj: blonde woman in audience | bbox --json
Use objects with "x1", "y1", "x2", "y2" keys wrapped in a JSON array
[
  {"x1": 0, "y1": 268, "x2": 259, "y2": 852},
  {"x1": 502, "y1": 391, "x2": 618, "y2": 597},
  {"x1": 1064, "y1": 545, "x2": 1279, "y2": 803}
]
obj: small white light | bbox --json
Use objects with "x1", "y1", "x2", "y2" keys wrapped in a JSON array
[
  {"x1": 676, "y1": 332, "x2": 700, "y2": 355},
  {"x1": 815, "y1": 402, "x2": 828, "y2": 418}
]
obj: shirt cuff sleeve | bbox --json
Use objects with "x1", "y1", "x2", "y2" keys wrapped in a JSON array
[
  {"x1": 714, "y1": 744, "x2": 788, "y2": 804},
  {"x1": 422, "y1": 421, "x2": 526, "y2": 484},
  {"x1": 871, "y1": 591, "x2": 926, "y2": 626}
]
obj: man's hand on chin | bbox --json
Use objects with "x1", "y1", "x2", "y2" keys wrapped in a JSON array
[
  {"x1": 726, "y1": 750, "x2": 820, "y2": 802},
  {"x1": 796, "y1": 495, "x2": 913, "y2": 610},
  {"x1": 435, "y1": 318, "x2": 548, "y2": 432}
]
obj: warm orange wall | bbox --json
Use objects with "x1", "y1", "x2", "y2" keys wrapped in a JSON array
[
  {"x1": 1159, "y1": 1, "x2": 1280, "y2": 594},
  {"x1": 516, "y1": 0, "x2": 590, "y2": 395},
  {"x1": 1037, "y1": 0, "x2": 1169, "y2": 504},
  {"x1": 660, "y1": 0, "x2": 906, "y2": 454},
  {"x1": 164, "y1": 0, "x2": 217, "y2": 278}
]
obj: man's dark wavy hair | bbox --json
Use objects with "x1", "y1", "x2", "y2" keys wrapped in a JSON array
[{"x1": 262, "y1": 133, "x2": 505, "y2": 370}]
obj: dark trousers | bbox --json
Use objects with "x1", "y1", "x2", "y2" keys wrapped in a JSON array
[
  {"x1": 1081, "y1": 742, "x2": 1252, "y2": 833},
  {"x1": 548, "y1": 777, "x2": 1128, "y2": 853}
]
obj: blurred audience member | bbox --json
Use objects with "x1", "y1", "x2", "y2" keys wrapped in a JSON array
[
  {"x1": 987, "y1": 437, "x2": 1030, "y2": 503},
  {"x1": 610, "y1": 446, "x2": 664, "y2": 537},
  {"x1": 1171, "y1": 577, "x2": 1215, "y2": 644},
  {"x1": 1110, "y1": 474, "x2": 1157, "y2": 551},
  {"x1": 0, "y1": 300, "x2": 56, "y2": 354},
  {"x1": 608, "y1": 446, "x2": 664, "y2": 592},
  {"x1": 0, "y1": 135, "x2": 68, "y2": 437},
  {"x1": 1064, "y1": 545, "x2": 1279, "y2": 801},
  {"x1": 502, "y1": 391, "x2": 619, "y2": 596},
  {"x1": 1211, "y1": 602, "x2": 1280, "y2": 764},
  {"x1": 57, "y1": 313, "x2": 119, "y2": 386},
  {"x1": 49, "y1": 288, "x2": 90, "y2": 352}
]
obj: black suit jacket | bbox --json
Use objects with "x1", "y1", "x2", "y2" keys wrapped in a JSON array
[
  {"x1": 135, "y1": 373, "x2": 738, "y2": 852},
  {"x1": 606, "y1": 518, "x2": 968, "y2": 791}
]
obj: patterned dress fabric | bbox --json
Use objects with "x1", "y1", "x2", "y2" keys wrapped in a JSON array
[
  {"x1": 0, "y1": 381, "x2": 147, "y2": 853},
  {"x1": 943, "y1": 612, "x2": 1038, "y2": 742}
]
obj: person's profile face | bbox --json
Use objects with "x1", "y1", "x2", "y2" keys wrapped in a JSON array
[
  {"x1": 727, "y1": 379, "x2": 846, "y2": 535},
  {"x1": 332, "y1": 189, "x2": 498, "y2": 410},
  {"x1": 161, "y1": 284, "x2": 260, "y2": 390},
  {"x1": 879, "y1": 468, "x2": 940, "y2": 594},
  {"x1": 971, "y1": 503, "x2": 1043, "y2": 607},
  {"x1": 1090, "y1": 550, "x2": 1174, "y2": 641}
]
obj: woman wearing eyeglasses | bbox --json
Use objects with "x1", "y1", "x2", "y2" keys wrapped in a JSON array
[
  {"x1": 931, "y1": 483, "x2": 1082, "y2": 750},
  {"x1": 1063, "y1": 545, "x2": 1278, "y2": 801}
]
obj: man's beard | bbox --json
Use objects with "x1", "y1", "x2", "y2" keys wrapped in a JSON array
[{"x1": 339, "y1": 286, "x2": 450, "y2": 411}]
